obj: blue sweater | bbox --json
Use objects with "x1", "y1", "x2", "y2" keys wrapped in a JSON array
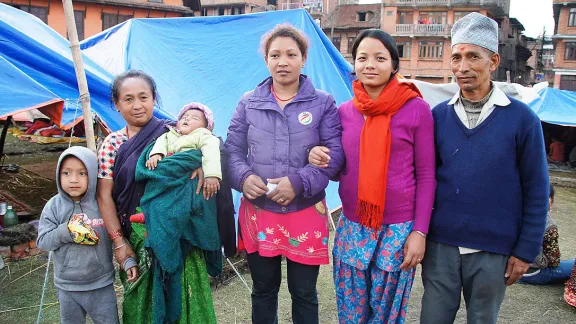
[{"x1": 429, "y1": 96, "x2": 549, "y2": 262}]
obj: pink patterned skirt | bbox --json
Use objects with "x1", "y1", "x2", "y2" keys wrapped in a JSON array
[{"x1": 239, "y1": 198, "x2": 330, "y2": 265}]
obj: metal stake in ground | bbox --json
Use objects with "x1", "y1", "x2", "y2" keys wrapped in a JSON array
[{"x1": 61, "y1": 0, "x2": 96, "y2": 153}]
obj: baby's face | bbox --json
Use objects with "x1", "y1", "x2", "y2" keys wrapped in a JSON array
[{"x1": 177, "y1": 109, "x2": 207, "y2": 135}]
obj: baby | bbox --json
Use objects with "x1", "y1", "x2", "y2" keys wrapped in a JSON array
[{"x1": 146, "y1": 102, "x2": 221, "y2": 198}]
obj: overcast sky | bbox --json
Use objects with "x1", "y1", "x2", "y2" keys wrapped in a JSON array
[
  {"x1": 358, "y1": 0, "x2": 555, "y2": 38},
  {"x1": 510, "y1": 0, "x2": 554, "y2": 37}
]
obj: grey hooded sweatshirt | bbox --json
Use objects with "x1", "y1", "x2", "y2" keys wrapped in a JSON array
[{"x1": 37, "y1": 146, "x2": 114, "y2": 291}]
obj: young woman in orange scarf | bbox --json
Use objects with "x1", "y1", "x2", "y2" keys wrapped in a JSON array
[{"x1": 309, "y1": 29, "x2": 436, "y2": 323}]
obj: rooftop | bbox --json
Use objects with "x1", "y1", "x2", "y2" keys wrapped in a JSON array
[
  {"x1": 323, "y1": 4, "x2": 381, "y2": 29},
  {"x1": 76, "y1": 0, "x2": 200, "y2": 13}
]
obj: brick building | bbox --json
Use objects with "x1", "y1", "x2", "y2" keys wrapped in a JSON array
[
  {"x1": 198, "y1": 0, "x2": 266, "y2": 16},
  {"x1": 380, "y1": 0, "x2": 517, "y2": 83},
  {"x1": 497, "y1": 17, "x2": 532, "y2": 85},
  {"x1": 527, "y1": 35, "x2": 554, "y2": 85},
  {"x1": 322, "y1": 3, "x2": 381, "y2": 62},
  {"x1": 197, "y1": 0, "x2": 338, "y2": 22},
  {"x1": 2, "y1": 0, "x2": 200, "y2": 40},
  {"x1": 552, "y1": 0, "x2": 576, "y2": 90}
]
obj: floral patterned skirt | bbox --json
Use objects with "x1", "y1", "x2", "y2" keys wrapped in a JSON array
[
  {"x1": 565, "y1": 259, "x2": 576, "y2": 307},
  {"x1": 239, "y1": 198, "x2": 330, "y2": 265},
  {"x1": 333, "y1": 215, "x2": 415, "y2": 324}
]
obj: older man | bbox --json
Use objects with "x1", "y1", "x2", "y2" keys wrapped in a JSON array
[{"x1": 420, "y1": 13, "x2": 549, "y2": 324}]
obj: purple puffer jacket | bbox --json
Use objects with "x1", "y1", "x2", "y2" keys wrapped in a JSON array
[{"x1": 225, "y1": 75, "x2": 344, "y2": 213}]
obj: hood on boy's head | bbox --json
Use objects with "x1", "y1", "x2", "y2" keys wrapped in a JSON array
[{"x1": 55, "y1": 146, "x2": 98, "y2": 202}]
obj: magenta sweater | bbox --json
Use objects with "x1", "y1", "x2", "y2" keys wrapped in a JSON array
[{"x1": 337, "y1": 97, "x2": 436, "y2": 233}]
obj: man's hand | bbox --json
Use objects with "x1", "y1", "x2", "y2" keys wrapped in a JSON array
[
  {"x1": 145, "y1": 154, "x2": 163, "y2": 170},
  {"x1": 505, "y1": 256, "x2": 530, "y2": 286}
]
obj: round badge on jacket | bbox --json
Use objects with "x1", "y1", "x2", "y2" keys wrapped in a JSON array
[{"x1": 298, "y1": 112, "x2": 313, "y2": 125}]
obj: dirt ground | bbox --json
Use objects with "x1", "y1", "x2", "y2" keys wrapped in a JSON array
[
  {"x1": 212, "y1": 186, "x2": 576, "y2": 323},
  {"x1": 1, "y1": 132, "x2": 575, "y2": 323}
]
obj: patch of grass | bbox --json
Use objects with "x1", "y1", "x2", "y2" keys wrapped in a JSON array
[
  {"x1": 0, "y1": 255, "x2": 60, "y2": 323},
  {"x1": 2, "y1": 153, "x2": 575, "y2": 324}
]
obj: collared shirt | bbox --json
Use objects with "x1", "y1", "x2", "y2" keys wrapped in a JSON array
[
  {"x1": 449, "y1": 82, "x2": 511, "y2": 254},
  {"x1": 449, "y1": 82, "x2": 511, "y2": 129}
]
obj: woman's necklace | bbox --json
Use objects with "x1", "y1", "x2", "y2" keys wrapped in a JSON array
[{"x1": 271, "y1": 85, "x2": 297, "y2": 102}]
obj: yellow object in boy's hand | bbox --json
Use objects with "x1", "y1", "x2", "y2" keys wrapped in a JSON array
[{"x1": 67, "y1": 213, "x2": 99, "y2": 245}]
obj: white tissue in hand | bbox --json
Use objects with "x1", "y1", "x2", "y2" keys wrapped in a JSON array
[{"x1": 266, "y1": 183, "x2": 277, "y2": 194}]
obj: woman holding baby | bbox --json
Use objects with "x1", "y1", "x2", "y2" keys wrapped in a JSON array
[{"x1": 225, "y1": 24, "x2": 344, "y2": 324}]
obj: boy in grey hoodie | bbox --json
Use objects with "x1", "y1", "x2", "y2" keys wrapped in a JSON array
[{"x1": 37, "y1": 146, "x2": 135, "y2": 324}]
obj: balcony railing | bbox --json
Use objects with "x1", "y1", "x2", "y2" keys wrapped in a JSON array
[
  {"x1": 201, "y1": 0, "x2": 247, "y2": 5},
  {"x1": 393, "y1": 0, "x2": 505, "y2": 6},
  {"x1": 553, "y1": 0, "x2": 576, "y2": 4},
  {"x1": 395, "y1": 24, "x2": 452, "y2": 36},
  {"x1": 282, "y1": 1, "x2": 323, "y2": 15},
  {"x1": 282, "y1": 3, "x2": 302, "y2": 9}
]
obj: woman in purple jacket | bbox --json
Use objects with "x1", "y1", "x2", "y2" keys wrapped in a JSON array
[
  {"x1": 310, "y1": 29, "x2": 436, "y2": 323},
  {"x1": 224, "y1": 24, "x2": 344, "y2": 324}
]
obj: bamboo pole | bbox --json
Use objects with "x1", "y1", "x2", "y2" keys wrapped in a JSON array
[{"x1": 61, "y1": 0, "x2": 96, "y2": 152}]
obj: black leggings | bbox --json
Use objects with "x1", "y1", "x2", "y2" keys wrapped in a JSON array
[{"x1": 246, "y1": 252, "x2": 320, "y2": 324}]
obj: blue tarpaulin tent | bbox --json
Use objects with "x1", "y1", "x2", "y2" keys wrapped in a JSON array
[
  {"x1": 0, "y1": 3, "x2": 125, "y2": 131},
  {"x1": 529, "y1": 87, "x2": 576, "y2": 127},
  {"x1": 81, "y1": 9, "x2": 353, "y2": 211},
  {"x1": 80, "y1": 9, "x2": 354, "y2": 137},
  {"x1": 0, "y1": 55, "x2": 63, "y2": 122}
]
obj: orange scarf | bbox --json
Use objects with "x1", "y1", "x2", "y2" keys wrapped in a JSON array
[{"x1": 353, "y1": 76, "x2": 422, "y2": 229}]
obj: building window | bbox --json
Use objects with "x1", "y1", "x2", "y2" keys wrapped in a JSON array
[
  {"x1": 202, "y1": 8, "x2": 208, "y2": 16},
  {"x1": 570, "y1": 8, "x2": 576, "y2": 27},
  {"x1": 11, "y1": 5, "x2": 48, "y2": 23},
  {"x1": 418, "y1": 12, "x2": 447, "y2": 24},
  {"x1": 231, "y1": 7, "x2": 244, "y2": 15},
  {"x1": 565, "y1": 43, "x2": 576, "y2": 60},
  {"x1": 454, "y1": 11, "x2": 473, "y2": 23},
  {"x1": 347, "y1": 37, "x2": 355, "y2": 55},
  {"x1": 397, "y1": 12, "x2": 413, "y2": 24},
  {"x1": 358, "y1": 12, "x2": 367, "y2": 22},
  {"x1": 560, "y1": 75, "x2": 576, "y2": 91},
  {"x1": 218, "y1": 7, "x2": 225, "y2": 15},
  {"x1": 397, "y1": 42, "x2": 411, "y2": 58},
  {"x1": 332, "y1": 37, "x2": 341, "y2": 51},
  {"x1": 74, "y1": 11, "x2": 85, "y2": 41},
  {"x1": 419, "y1": 41, "x2": 443, "y2": 59},
  {"x1": 387, "y1": 11, "x2": 393, "y2": 16},
  {"x1": 102, "y1": 13, "x2": 133, "y2": 30}
]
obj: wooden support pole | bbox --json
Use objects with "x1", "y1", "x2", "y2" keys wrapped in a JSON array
[{"x1": 61, "y1": 0, "x2": 96, "y2": 152}]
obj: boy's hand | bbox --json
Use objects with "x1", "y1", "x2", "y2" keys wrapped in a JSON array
[
  {"x1": 126, "y1": 266, "x2": 138, "y2": 282},
  {"x1": 203, "y1": 177, "x2": 220, "y2": 200},
  {"x1": 146, "y1": 154, "x2": 163, "y2": 170}
]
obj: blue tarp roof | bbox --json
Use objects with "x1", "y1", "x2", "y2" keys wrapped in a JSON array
[
  {"x1": 0, "y1": 3, "x2": 125, "y2": 130},
  {"x1": 529, "y1": 87, "x2": 576, "y2": 127},
  {"x1": 80, "y1": 9, "x2": 354, "y2": 137},
  {"x1": 81, "y1": 9, "x2": 353, "y2": 210},
  {"x1": 0, "y1": 55, "x2": 63, "y2": 122}
]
